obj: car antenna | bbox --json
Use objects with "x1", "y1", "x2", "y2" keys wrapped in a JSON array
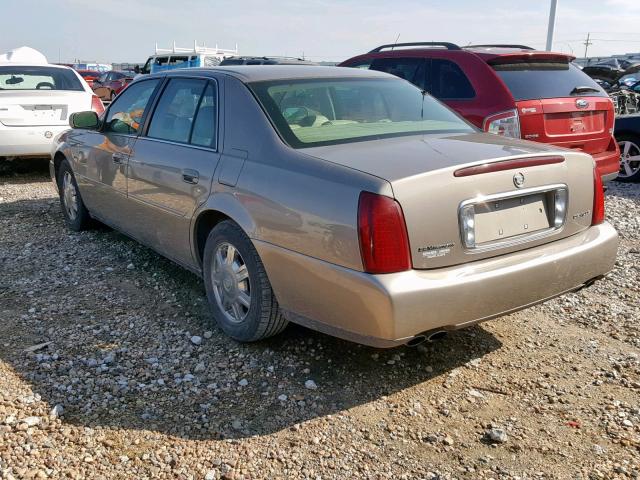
[{"x1": 391, "y1": 33, "x2": 400, "y2": 51}]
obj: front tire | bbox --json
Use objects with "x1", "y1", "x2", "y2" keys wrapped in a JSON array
[
  {"x1": 57, "y1": 159, "x2": 92, "y2": 231},
  {"x1": 616, "y1": 134, "x2": 640, "y2": 182},
  {"x1": 203, "y1": 220, "x2": 288, "y2": 342}
]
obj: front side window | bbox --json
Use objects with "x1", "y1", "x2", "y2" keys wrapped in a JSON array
[
  {"x1": 345, "y1": 59, "x2": 373, "y2": 69},
  {"x1": 0, "y1": 66, "x2": 83, "y2": 91},
  {"x1": 251, "y1": 77, "x2": 473, "y2": 148},
  {"x1": 104, "y1": 79, "x2": 160, "y2": 135},
  {"x1": 370, "y1": 58, "x2": 426, "y2": 90},
  {"x1": 147, "y1": 78, "x2": 212, "y2": 145}
]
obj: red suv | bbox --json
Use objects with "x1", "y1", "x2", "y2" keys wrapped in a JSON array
[{"x1": 340, "y1": 43, "x2": 620, "y2": 181}]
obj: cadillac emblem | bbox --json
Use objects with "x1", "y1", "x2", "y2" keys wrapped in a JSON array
[{"x1": 513, "y1": 172, "x2": 525, "y2": 188}]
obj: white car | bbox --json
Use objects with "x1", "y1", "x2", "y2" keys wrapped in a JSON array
[{"x1": 0, "y1": 47, "x2": 104, "y2": 159}]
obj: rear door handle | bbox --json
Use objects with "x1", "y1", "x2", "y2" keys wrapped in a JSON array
[
  {"x1": 182, "y1": 169, "x2": 199, "y2": 184},
  {"x1": 112, "y1": 153, "x2": 126, "y2": 164}
]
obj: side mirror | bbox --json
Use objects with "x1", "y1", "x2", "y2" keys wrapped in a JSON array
[
  {"x1": 70, "y1": 111, "x2": 100, "y2": 130},
  {"x1": 134, "y1": 65, "x2": 140, "y2": 74}
]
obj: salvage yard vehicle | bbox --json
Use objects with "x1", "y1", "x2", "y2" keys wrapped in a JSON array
[
  {"x1": 50, "y1": 66, "x2": 618, "y2": 347},
  {"x1": 0, "y1": 46, "x2": 104, "y2": 160},
  {"x1": 614, "y1": 114, "x2": 640, "y2": 182},
  {"x1": 340, "y1": 43, "x2": 620, "y2": 182},
  {"x1": 219, "y1": 56, "x2": 316, "y2": 66},
  {"x1": 136, "y1": 42, "x2": 238, "y2": 75},
  {"x1": 76, "y1": 69, "x2": 100, "y2": 89},
  {"x1": 92, "y1": 70, "x2": 135, "y2": 102}
]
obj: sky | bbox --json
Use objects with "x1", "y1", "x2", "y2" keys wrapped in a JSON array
[{"x1": 2, "y1": 0, "x2": 640, "y2": 64}]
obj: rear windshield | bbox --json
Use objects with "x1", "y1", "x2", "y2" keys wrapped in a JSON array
[
  {"x1": 0, "y1": 66, "x2": 84, "y2": 91},
  {"x1": 492, "y1": 62, "x2": 606, "y2": 100},
  {"x1": 250, "y1": 77, "x2": 474, "y2": 148}
]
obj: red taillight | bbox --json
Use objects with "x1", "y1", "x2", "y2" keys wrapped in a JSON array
[
  {"x1": 358, "y1": 192, "x2": 411, "y2": 274},
  {"x1": 91, "y1": 95, "x2": 105, "y2": 115},
  {"x1": 592, "y1": 168, "x2": 605, "y2": 225},
  {"x1": 483, "y1": 109, "x2": 521, "y2": 138}
]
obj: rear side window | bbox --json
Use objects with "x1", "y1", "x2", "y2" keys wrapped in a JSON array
[
  {"x1": 170, "y1": 56, "x2": 189, "y2": 66},
  {"x1": 0, "y1": 66, "x2": 84, "y2": 91},
  {"x1": 190, "y1": 83, "x2": 218, "y2": 148},
  {"x1": 430, "y1": 59, "x2": 475, "y2": 100},
  {"x1": 492, "y1": 62, "x2": 607, "y2": 100},
  {"x1": 105, "y1": 79, "x2": 161, "y2": 134},
  {"x1": 370, "y1": 58, "x2": 426, "y2": 90},
  {"x1": 148, "y1": 78, "x2": 207, "y2": 143},
  {"x1": 147, "y1": 78, "x2": 218, "y2": 148}
]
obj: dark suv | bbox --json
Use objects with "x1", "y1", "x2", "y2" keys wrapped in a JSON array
[
  {"x1": 340, "y1": 42, "x2": 620, "y2": 182},
  {"x1": 219, "y1": 56, "x2": 316, "y2": 66}
]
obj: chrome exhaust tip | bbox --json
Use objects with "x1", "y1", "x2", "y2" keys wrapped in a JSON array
[{"x1": 406, "y1": 330, "x2": 448, "y2": 347}]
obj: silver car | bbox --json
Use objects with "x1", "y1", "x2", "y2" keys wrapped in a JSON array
[{"x1": 50, "y1": 66, "x2": 618, "y2": 347}]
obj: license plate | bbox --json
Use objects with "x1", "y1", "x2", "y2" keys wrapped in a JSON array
[{"x1": 473, "y1": 193, "x2": 550, "y2": 244}]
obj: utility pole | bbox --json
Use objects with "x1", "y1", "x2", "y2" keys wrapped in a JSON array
[
  {"x1": 545, "y1": 0, "x2": 558, "y2": 51},
  {"x1": 583, "y1": 32, "x2": 592, "y2": 59}
]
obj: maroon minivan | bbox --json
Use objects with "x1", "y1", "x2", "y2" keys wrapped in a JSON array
[{"x1": 340, "y1": 43, "x2": 620, "y2": 182}]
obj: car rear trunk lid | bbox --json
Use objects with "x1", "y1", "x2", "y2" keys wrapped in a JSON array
[{"x1": 0, "y1": 91, "x2": 89, "y2": 127}]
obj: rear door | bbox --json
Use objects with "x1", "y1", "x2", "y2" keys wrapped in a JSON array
[
  {"x1": 126, "y1": 76, "x2": 222, "y2": 267},
  {"x1": 491, "y1": 60, "x2": 613, "y2": 155}
]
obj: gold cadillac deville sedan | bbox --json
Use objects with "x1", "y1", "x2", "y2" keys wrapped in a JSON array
[{"x1": 50, "y1": 66, "x2": 618, "y2": 347}]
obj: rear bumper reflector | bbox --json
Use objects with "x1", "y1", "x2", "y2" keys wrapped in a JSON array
[{"x1": 454, "y1": 155, "x2": 565, "y2": 177}]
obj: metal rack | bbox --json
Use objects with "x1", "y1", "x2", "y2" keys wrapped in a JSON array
[
  {"x1": 368, "y1": 42, "x2": 461, "y2": 53},
  {"x1": 154, "y1": 41, "x2": 238, "y2": 56},
  {"x1": 465, "y1": 44, "x2": 534, "y2": 50}
]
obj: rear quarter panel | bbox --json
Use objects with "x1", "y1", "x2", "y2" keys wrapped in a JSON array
[{"x1": 196, "y1": 75, "x2": 391, "y2": 271}]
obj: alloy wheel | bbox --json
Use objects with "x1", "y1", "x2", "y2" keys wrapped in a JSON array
[
  {"x1": 211, "y1": 242, "x2": 251, "y2": 323},
  {"x1": 619, "y1": 140, "x2": 640, "y2": 179},
  {"x1": 62, "y1": 171, "x2": 78, "y2": 220}
]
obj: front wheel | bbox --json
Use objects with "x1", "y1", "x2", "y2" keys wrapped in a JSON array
[
  {"x1": 57, "y1": 159, "x2": 92, "y2": 231},
  {"x1": 616, "y1": 134, "x2": 640, "y2": 182},
  {"x1": 203, "y1": 220, "x2": 288, "y2": 342}
]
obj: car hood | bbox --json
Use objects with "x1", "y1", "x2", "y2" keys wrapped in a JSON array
[{"x1": 301, "y1": 132, "x2": 562, "y2": 183}]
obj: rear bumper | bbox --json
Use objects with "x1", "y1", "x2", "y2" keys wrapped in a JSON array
[
  {"x1": 0, "y1": 125, "x2": 68, "y2": 158},
  {"x1": 592, "y1": 146, "x2": 620, "y2": 182},
  {"x1": 256, "y1": 222, "x2": 618, "y2": 347}
]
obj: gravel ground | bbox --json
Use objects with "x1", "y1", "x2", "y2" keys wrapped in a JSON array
[{"x1": 0, "y1": 164, "x2": 639, "y2": 479}]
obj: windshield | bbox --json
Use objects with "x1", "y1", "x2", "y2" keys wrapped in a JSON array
[
  {"x1": 250, "y1": 77, "x2": 474, "y2": 148},
  {"x1": 0, "y1": 66, "x2": 84, "y2": 91},
  {"x1": 492, "y1": 62, "x2": 606, "y2": 100}
]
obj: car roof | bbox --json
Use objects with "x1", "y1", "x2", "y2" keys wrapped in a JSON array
[
  {"x1": 221, "y1": 56, "x2": 316, "y2": 65},
  {"x1": 158, "y1": 65, "x2": 393, "y2": 82}
]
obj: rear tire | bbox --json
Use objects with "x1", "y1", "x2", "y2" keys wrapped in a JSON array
[
  {"x1": 203, "y1": 220, "x2": 288, "y2": 342},
  {"x1": 57, "y1": 159, "x2": 92, "y2": 231},
  {"x1": 616, "y1": 134, "x2": 640, "y2": 183}
]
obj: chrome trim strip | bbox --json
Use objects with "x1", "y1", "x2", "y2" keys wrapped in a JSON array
[{"x1": 458, "y1": 183, "x2": 568, "y2": 253}]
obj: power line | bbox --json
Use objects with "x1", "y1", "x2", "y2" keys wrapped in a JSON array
[{"x1": 583, "y1": 32, "x2": 592, "y2": 58}]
